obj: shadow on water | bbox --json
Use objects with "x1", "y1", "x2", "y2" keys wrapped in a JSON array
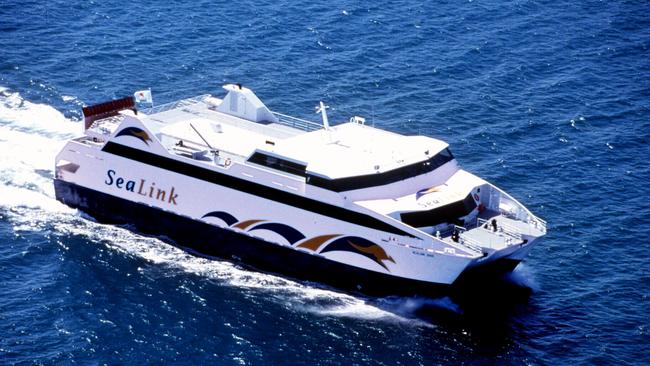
[{"x1": 369, "y1": 267, "x2": 536, "y2": 348}]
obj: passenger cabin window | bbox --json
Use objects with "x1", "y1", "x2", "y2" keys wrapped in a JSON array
[
  {"x1": 248, "y1": 152, "x2": 307, "y2": 177},
  {"x1": 307, "y1": 148, "x2": 455, "y2": 192}
]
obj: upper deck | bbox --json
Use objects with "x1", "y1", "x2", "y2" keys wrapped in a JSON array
[{"x1": 85, "y1": 85, "x2": 452, "y2": 186}]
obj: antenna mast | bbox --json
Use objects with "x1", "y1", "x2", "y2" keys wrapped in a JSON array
[
  {"x1": 316, "y1": 101, "x2": 330, "y2": 130},
  {"x1": 190, "y1": 123, "x2": 215, "y2": 151}
]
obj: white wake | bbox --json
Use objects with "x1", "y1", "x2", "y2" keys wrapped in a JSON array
[{"x1": 0, "y1": 87, "x2": 437, "y2": 326}]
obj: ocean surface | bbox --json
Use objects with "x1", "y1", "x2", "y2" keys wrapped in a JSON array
[{"x1": 1, "y1": 0, "x2": 649, "y2": 364}]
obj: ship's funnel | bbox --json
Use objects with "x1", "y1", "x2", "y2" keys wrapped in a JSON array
[{"x1": 217, "y1": 84, "x2": 279, "y2": 124}]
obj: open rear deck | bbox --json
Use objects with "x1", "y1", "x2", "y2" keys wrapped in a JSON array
[{"x1": 441, "y1": 210, "x2": 546, "y2": 252}]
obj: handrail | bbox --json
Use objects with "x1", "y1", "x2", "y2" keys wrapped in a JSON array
[
  {"x1": 531, "y1": 216, "x2": 547, "y2": 233},
  {"x1": 458, "y1": 234, "x2": 483, "y2": 252},
  {"x1": 477, "y1": 218, "x2": 523, "y2": 240},
  {"x1": 487, "y1": 183, "x2": 547, "y2": 234},
  {"x1": 141, "y1": 94, "x2": 211, "y2": 115},
  {"x1": 272, "y1": 111, "x2": 323, "y2": 132},
  {"x1": 499, "y1": 223, "x2": 523, "y2": 240},
  {"x1": 500, "y1": 210, "x2": 546, "y2": 234},
  {"x1": 447, "y1": 225, "x2": 483, "y2": 253},
  {"x1": 139, "y1": 95, "x2": 325, "y2": 134}
]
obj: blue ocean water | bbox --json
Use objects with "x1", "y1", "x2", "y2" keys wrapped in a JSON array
[{"x1": 1, "y1": 0, "x2": 649, "y2": 364}]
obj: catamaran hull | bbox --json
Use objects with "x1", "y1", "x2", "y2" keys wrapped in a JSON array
[
  {"x1": 54, "y1": 139, "x2": 481, "y2": 289},
  {"x1": 55, "y1": 179, "x2": 468, "y2": 297},
  {"x1": 54, "y1": 179, "x2": 529, "y2": 296}
]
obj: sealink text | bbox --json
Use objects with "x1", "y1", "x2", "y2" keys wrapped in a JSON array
[{"x1": 105, "y1": 169, "x2": 178, "y2": 205}]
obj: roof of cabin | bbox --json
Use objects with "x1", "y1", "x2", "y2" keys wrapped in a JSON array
[{"x1": 93, "y1": 85, "x2": 451, "y2": 181}]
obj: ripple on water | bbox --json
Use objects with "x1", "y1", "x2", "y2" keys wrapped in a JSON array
[{"x1": 2, "y1": 0, "x2": 650, "y2": 363}]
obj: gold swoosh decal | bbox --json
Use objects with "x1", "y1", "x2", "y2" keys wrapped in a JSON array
[
  {"x1": 296, "y1": 234, "x2": 341, "y2": 251},
  {"x1": 133, "y1": 130, "x2": 152, "y2": 142},
  {"x1": 233, "y1": 219, "x2": 265, "y2": 230}
]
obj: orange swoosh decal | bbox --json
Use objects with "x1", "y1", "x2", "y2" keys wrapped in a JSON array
[
  {"x1": 233, "y1": 219, "x2": 265, "y2": 230},
  {"x1": 297, "y1": 234, "x2": 341, "y2": 251},
  {"x1": 133, "y1": 130, "x2": 152, "y2": 141}
]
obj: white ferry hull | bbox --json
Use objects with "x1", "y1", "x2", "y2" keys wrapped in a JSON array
[
  {"x1": 54, "y1": 142, "x2": 477, "y2": 295},
  {"x1": 54, "y1": 178, "x2": 473, "y2": 296}
]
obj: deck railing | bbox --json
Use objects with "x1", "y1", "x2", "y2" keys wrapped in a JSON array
[
  {"x1": 141, "y1": 94, "x2": 211, "y2": 115},
  {"x1": 477, "y1": 218, "x2": 523, "y2": 240},
  {"x1": 139, "y1": 95, "x2": 324, "y2": 133},
  {"x1": 449, "y1": 226, "x2": 483, "y2": 253},
  {"x1": 531, "y1": 216, "x2": 547, "y2": 233},
  {"x1": 272, "y1": 111, "x2": 323, "y2": 132},
  {"x1": 486, "y1": 183, "x2": 547, "y2": 234},
  {"x1": 459, "y1": 234, "x2": 484, "y2": 252}
]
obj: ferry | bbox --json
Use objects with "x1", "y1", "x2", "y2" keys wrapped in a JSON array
[{"x1": 54, "y1": 84, "x2": 546, "y2": 296}]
